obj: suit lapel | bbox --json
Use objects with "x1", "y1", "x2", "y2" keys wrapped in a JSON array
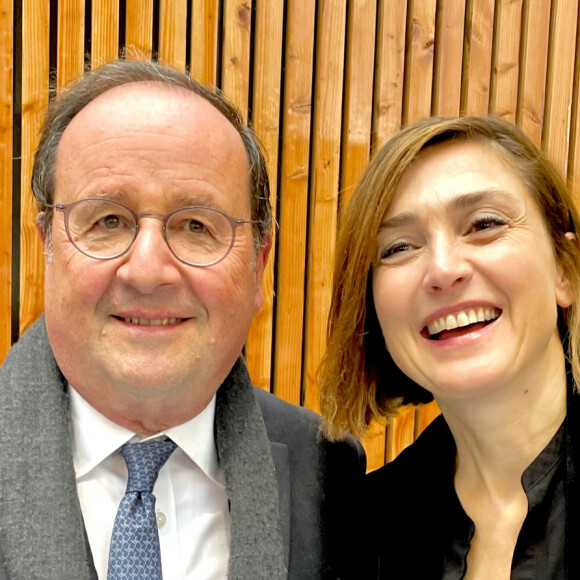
[
  {"x1": 215, "y1": 358, "x2": 287, "y2": 579},
  {"x1": 269, "y1": 441, "x2": 290, "y2": 571},
  {"x1": 0, "y1": 318, "x2": 97, "y2": 579}
]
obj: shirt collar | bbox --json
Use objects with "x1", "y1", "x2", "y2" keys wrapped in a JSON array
[{"x1": 69, "y1": 385, "x2": 221, "y2": 485}]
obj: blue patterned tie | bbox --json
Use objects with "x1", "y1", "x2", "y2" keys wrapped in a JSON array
[{"x1": 107, "y1": 439, "x2": 177, "y2": 580}]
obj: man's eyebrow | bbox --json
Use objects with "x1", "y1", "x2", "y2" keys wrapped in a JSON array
[
  {"x1": 172, "y1": 193, "x2": 214, "y2": 206},
  {"x1": 89, "y1": 191, "x2": 215, "y2": 207},
  {"x1": 379, "y1": 189, "x2": 516, "y2": 230}
]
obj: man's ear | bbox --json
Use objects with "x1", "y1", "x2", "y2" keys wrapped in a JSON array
[
  {"x1": 253, "y1": 233, "x2": 273, "y2": 311},
  {"x1": 35, "y1": 213, "x2": 47, "y2": 247},
  {"x1": 256, "y1": 233, "x2": 272, "y2": 275}
]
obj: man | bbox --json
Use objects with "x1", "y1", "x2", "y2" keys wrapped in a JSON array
[{"x1": 0, "y1": 60, "x2": 365, "y2": 580}]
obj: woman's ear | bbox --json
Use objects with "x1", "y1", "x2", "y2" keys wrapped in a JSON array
[{"x1": 556, "y1": 232, "x2": 579, "y2": 308}]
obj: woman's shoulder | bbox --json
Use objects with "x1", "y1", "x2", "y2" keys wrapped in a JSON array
[{"x1": 368, "y1": 413, "x2": 454, "y2": 484}]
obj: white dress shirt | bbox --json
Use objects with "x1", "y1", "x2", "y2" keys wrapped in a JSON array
[{"x1": 69, "y1": 386, "x2": 230, "y2": 579}]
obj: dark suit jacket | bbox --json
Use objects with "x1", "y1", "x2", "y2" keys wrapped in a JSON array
[{"x1": 0, "y1": 318, "x2": 365, "y2": 579}]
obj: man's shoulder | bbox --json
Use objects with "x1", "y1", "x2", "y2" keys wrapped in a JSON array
[
  {"x1": 1, "y1": 316, "x2": 50, "y2": 374},
  {"x1": 254, "y1": 387, "x2": 320, "y2": 426},
  {"x1": 254, "y1": 387, "x2": 365, "y2": 464}
]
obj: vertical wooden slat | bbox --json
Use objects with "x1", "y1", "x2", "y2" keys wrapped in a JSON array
[
  {"x1": 433, "y1": 0, "x2": 465, "y2": 116},
  {"x1": 462, "y1": 0, "x2": 495, "y2": 115},
  {"x1": 404, "y1": 0, "x2": 436, "y2": 124},
  {"x1": 569, "y1": 4, "x2": 580, "y2": 196},
  {"x1": 57, "y1": 0, "x2": 85, "y2": 88},
  {"x1": 490, "y1": 0, "x2": 523, "y2": 122},
  {"x1": 373, "y1": 0, "x2": 407, "y2": 149},
  {"x1": 302, "y1": 1, "x2": 347, "y2": 413},
  {"x1": 415, "y1": 400, "x2": 441, "y2": 436},
  {"x1": 19, "y1": 0, "x2": 50, "y2": 336},
  {"x1": 543, "y1": 0, "x2": 579, "y2": 177},
  {"x1": 245, "y1": 0, "x2": 284, "y2": 392},
  {"x1": 159, "y1": 0, "x2": 188, "y2": 71},
  {"x1": 125, "y1": 0, "x2": 154, "y2": 59},
  {"x1": 385, "y1": 405, "x2": 416, "y2": 463},
  {"x1": 222, "y1": 0, "x2": 252, "y2": 121},
  {"x1": 91, "y1": 0, "x2": 119, "y2": 67},
  {"x1": 190, "y1": 0, "x2": 219, "y2": 86},
  {"x1": 340, "y1": 0, "x2": 376, "y2": 207},
  {"x1": 0, "y1": 0, "x2": 12, "y2": 362},
  {"x1": 518, "y1": 0, "x2": 551, "y2": 146},
  {"x1": 273, "y1": 0, "x2": 316, "y2": 404},
  {"x1": 340, "y1": 0, "x2": 382, "y2": 468}
]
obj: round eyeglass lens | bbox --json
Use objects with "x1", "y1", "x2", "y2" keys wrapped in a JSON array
[
  {"x1": 166, "y1": 207, "x2": 234, "y2": 265},
  {"x1": 66, "y1": 200, "x2": 137, "y2": 258}
]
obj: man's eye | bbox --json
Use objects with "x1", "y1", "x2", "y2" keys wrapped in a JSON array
[
  {"x1": 97, "y1": 214, "x2": 123, "y2": 229},
  {"x1": 185, "y1": 220, "x2": 209, "y2": 234}
]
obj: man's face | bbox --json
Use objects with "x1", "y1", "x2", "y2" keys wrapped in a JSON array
[{"x1": 40, "y1": 83, "x2": 269, "y2": 433}]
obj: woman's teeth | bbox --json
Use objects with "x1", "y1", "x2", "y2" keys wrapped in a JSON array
[{"x1": 427, "y1": 307, "x2": 499, "y2": 337}]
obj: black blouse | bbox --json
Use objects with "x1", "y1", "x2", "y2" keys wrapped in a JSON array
[
  {"x1": 442, "y1": 423, "x2": 564, "y2": 578},
  {"x1": 362, "y1": 390, "x2": 578, "y2": 580}
]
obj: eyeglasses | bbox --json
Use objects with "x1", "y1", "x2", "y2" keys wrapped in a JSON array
[{"x1": 48, "y1": 198, "x2": 257, "y2": 267}]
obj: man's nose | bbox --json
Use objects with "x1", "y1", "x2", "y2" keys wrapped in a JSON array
[
  {"x1": 116, "y1": 221, "x2": 182, "y2": 294},
  {"x1": 422, "y1": 235, "x2": 473, "y2": 293}
]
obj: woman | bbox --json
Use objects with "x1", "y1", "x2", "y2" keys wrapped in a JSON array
[{"x1": 319, "y1": 115, "x2": 580, "y2": 579}]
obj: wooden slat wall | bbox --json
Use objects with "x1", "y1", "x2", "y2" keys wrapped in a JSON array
[{"x1": 3, "y1": 0, "x2": 580, "y2": 471}]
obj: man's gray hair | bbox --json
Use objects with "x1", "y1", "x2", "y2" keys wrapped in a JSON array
[{"x1": 32, "y1": 59, "x2": 272, "y2": 253}]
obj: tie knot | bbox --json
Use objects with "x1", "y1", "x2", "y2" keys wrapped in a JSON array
[{"x1": 120, "y1": 439, "x2": 177, "y2": 493}]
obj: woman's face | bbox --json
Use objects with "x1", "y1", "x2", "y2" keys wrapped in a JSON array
[{"x1": 372, "y1": 140, "x2": 574, "y2": 401}]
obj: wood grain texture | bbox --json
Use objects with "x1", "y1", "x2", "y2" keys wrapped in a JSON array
[
  {"x1": 416, "y1": 400, "x2": 442, "y2": 435},
  {"x1": 543, "y1": 0, "x2": 579, "y2": 177},
  {"x1": 190, "y1": 0, "x2": 219, "y2": 86},
  {"x1": 19, "y1": 0, "x2": 50, "y2": 335},
  {"x1": 273, "y1": 0, "x2": 316, "y2": 404},
  {"x1": 125, "y1": 0, "x2": 154, "y2": 59},
  {"x1": 159, "y1": 0, "x2": 188, "y2": 71},
  {"x1": 518, "y1": 0, "x2": 551, "y2": 145},
  {"x1": 245, "y1": 0, "x2": 284, "y2": 392},
  {"x1": 221, "y1": 0, "x2": 252, "y2": 121},
  {"x1": 340, "y1": 0, "x2": 376, "y2": 207},
  {"x1": 340, "y1": 0, "x2": 383, "y2": 470},
  {"x1": 302, "y1": 0, "x2": 347, "y2": 413},
  {"x1": 405, "y1": 0, "x2": 436, "y2": 124},
  {"x1": 91, "y1": 0, "x2": 119, "y2": 67},
  {"x1": 385, "y1": 405, "x2": 416, "y2": 464},
  {"x1": 569, "y1": 3, "x2": 580, "y2": 194},
  {"x1": 433, "y1": 0, "x2": 465, "y2": 116},
  {"x1": 490, "y1": 0, "x2": 523, "y2": 122},
  {"x1": 462, "y1": 0, "x2": 495, "y2": 114},
  {"x1": 57, "y1": 0, "x2": 85, "y2": 88},
  {"x1": 0, "y1": 0, "x2": 13, "y2": 362},
  {"x1": 373, "y1": 0, "x2": 407, "y2": 149}
]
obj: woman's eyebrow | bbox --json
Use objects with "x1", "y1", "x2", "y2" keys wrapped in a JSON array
[{"x1": 379, "y1": 189, "x2": 518, "y2": 230}]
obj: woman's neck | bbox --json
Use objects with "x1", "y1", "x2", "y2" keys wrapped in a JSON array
[{"x1": 437, "y1": 359, "x2": 567, "y2": 498}]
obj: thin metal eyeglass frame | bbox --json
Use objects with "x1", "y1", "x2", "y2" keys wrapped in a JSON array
[{"x1": 46, "y1": 199, "x2": 259, "y2": 267}]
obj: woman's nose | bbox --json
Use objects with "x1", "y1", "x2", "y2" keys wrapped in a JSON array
[{"x1": 422, "y1": 235, "x2": 473, "y2": 293}]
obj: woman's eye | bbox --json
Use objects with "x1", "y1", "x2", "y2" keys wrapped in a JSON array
[
  {"x1": 469, "y1": 215, "x2": 507, "y2": 233},
  {"x1": 380, "y1": 242, "x2": 412, "y2": 260}
]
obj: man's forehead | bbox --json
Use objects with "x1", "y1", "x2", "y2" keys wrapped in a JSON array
[
  {"x1": 65, "y1": 81, "x2": 233, "y2": 136},
  {"x1": 57, "y1": 80, "x2": 246, "y2": 164}
]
